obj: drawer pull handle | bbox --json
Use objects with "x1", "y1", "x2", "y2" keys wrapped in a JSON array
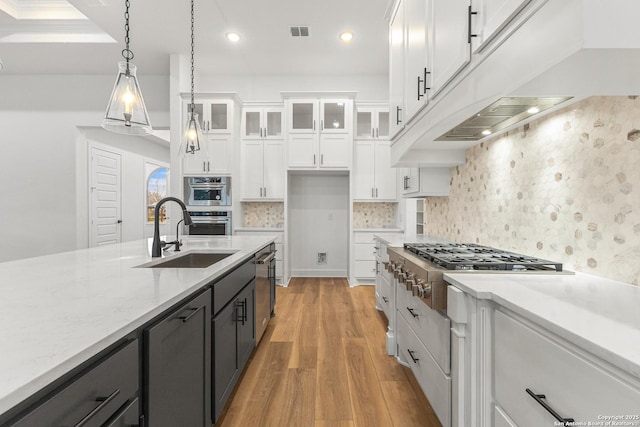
[
  {"x1": 72, "y1": 388, "x2": 120, "y2": 427},
  {"x1": 526, "y1": 388, "x2": 574, "y2": 425},
  {"x1": 406, "y1": 307, "x2": 419, "y2": 318},
  {"x1": 178, "y1": 307, "x2": 201, "y2": 323},
  {"x1": 407, "y1": 349, "x2": 419, "y2": 364},
  {"x1": 102, "y1": 398, "x2": 139, "y2": 427}
]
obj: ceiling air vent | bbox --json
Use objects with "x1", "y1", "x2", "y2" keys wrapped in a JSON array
[{"x1": 290, "y1": 26, "x2": 310, "y2": 37}]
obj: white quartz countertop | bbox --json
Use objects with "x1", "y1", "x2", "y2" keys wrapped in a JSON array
[
  {"x1": 373, "y1": 233, "x2": 447, "y2": 247},
  {"x1": 0, "y1": 234, "x2": 276, "y2": 417},
  {"x1": 444, "y1": 272, "x2": 640, "y2": 379},
  {"x1": 234, "y1": 227, "x2": 284, "y2": 232}
]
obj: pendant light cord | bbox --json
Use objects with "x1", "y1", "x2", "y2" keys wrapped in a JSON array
[
  {"x1": 190, "y1": 0, "x2": 195, "y2": 109},
  {"x1": 122, "y1": 0, "x2": 134, "y2": 72}
]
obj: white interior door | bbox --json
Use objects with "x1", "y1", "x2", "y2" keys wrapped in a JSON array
[{"x1": 90, "y1": 147, "x2": 122, "y2": 247}]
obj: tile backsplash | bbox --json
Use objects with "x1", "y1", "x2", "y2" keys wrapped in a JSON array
[
  {"x1": 242, "y1": 202, "x2": 284, "y2": 228},
  {"x1": 353, "y1": 202, "x2": 397, "y2": 228},
  {"x1": 424, "y1": 96, "x2": 640, "y2": 285}
]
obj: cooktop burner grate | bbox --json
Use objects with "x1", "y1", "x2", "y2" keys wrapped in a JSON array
[{"x1": 404, "y1": 243, "x2": 563, "y2": 272}]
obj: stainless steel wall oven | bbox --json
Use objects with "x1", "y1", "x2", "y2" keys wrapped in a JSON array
[
  {"x1": 186, "y1": 211, "x2": 231, "y2": 236},
  {"x1": 184, "y1": 177, "x2": 231, "y2": 207}
]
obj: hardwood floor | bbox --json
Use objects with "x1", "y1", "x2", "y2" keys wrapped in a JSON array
[{"x1": 216, "y1": 277, "x2": 442, "y2": 427}]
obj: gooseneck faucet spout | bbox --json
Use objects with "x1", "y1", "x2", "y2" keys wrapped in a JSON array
[{"x1": 152, "y1": 197, "x2": 193, "y2": 257}]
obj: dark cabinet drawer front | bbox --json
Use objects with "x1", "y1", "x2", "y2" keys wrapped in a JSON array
[
  {"x1": 13, "y1": 339, "x2": 139, "y2": 427},
  {"x1": 213, "y1": 257, "x2": 255, "y2": 314}
]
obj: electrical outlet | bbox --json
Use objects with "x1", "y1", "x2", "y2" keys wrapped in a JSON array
[{"x1": 317, "y1": 252, "x2": 327, "y2": 264}]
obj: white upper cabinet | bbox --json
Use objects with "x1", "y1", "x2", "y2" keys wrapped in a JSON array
[
  {"x1": 470, "y1": 0, "x2": 532, "y2": 52},
  {"x1": 404, "y1": 0, "x2": 433, "y2": 123},
  {"x1": 389, "y1": 0, "x2": 405, "y2": 139},
  {"x1": 431, "y1": 0, "x2": 472, "y2": 95},
  {"x1": 187, "y1": 99, "x2": 233, "y2": 134},
  {"x1": 286, "y1": 98, "x2": 353, "y2": 169},
  {"x1": 355, "y1": 107, "x2": 390, "y2": 140},
  {"x1": 241, "y1": 104, "x2": 285, "y2": 200},
  {"x1": 182, "y1": 135, "x2": 233, "y2": 176},
  {"x1": 354, "y1": 104, "x2": 396, "y2": 201},
  {"x1": 242, "y1": 107, "x2": 283, "y2": 140}
]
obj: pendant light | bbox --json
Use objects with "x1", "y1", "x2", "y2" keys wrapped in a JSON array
[
  {"x1": 102, "y1": 0, "x2": 152, "y2": 135},
  {"x1": 183, "y1": 0, "x2": 203, "y2": 155}
]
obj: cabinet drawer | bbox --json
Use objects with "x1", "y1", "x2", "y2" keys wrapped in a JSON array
[
  {"x1": 494, "y1": 309, "x2": 640, "y2": 426},
  {"x1": 397, "y1": 314, "x2": 451, "y2": 427},
  {"x1": 354, "y1": 232, "x2": 377, "y2": 243},
  {"x1": 396, "y1": 284, "x2": 450, "y2": 374},
  {"x1": 355, "y1": 242, "x2": 376, "y2": 260},
  {"x1": 379, "y1": 276, "x2": 391, "y2": 319},
  {"x1": 14, "y1": 339, "x2": 139, "y2": 427},
  {"x1": 213, "y1": 257, "x2": 255, "y2": 314},
  {"x1": 354, "y1": 260, "x2": 376, "y2": 278}
]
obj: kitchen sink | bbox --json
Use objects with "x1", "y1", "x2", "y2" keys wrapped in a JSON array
[{"x1": 143, "y1": 252, "x2": 234, "y2": 268}]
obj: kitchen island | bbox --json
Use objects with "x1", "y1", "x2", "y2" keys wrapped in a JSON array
[{"x1": 0, "y1": 234, "x2": 275, "y2": 424}]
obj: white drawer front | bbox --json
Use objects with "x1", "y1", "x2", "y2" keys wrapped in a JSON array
[
  {"x1": 355, "y1": 242, "x2": 376, "y2": 260},
  {"x1": 354, "y1": 260, "x2": 376, "y2": 278},
  {"x1": 379, "y1": 276, "x2": 391, "y2": 319},
  {"x1": 397, "y1": 313, "x2": 451, "y2": 427},
  {"x1": 396, "y1": 283, "x2": 450, "y2": 374},
  {"x1": 375, "y1": 240, "x2": 389, "y2": 262},
  {"x1": 494, "y1": 309, "x2": 640, "y2": 426},
  {"x1": 354, "y1": 232, "x2": 377, "y2": 243}
]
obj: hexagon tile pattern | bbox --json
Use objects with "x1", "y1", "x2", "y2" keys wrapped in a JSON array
[{"x1": 423, "y1": 96, "x2": 640, "y2": 285}]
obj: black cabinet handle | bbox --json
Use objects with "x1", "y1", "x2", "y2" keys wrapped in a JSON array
[
  {"x1": 235, "y1": 299, "x2": 247, "y2": 325},
  {"x1": 396, "y1": 106, "x2": 402, "y2": 124},
  {"x1": 72, "y1": 389, "x2": 120, "y2": 427},
  {"x1": 418, "y1": 75, "x2": 424, "y2": 100},
  {"x1": 406, "y1": 307, "x2": 419, "y2": 318},
  {"x1": 423, "y1": 68, "x2": 431, "y2": 93},
  {"x1": 102, "y1": 398, "x2": 139, "y2": 427},
  {"x1": 407, "y1": 349, "x2": 419, "y2": 364},
  {"x1": 468, "y1": 6, "x2": 478, "y2": 44},
  {"x1": 178, "y1": 307, "x2": 201, "y2": 323},
  {"x1": 382, "y1": 296, "x2": 389, "y2": 303},
  {"x1": 526, "y1": 388, "x2": 575, "y2": 425}
]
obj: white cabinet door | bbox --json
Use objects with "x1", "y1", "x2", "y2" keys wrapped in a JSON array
[
  {"x1": 288, "y1": 100, "x2": 317, "y2": 134},
  {"x1": 264, "y1": 108, "x2": 283, "y2": 139},
  {"x1": 206, "y1": 135, "x2": 233, "y2": 175},
  {"x1": 241, "y1": 140, "x2": 264, "y2": 199},
  {"x1": 242, "y1": 108, "x2": 262, "y2": 140},
  {"x1": 205, "y1": 100, "x2": 233, "y2": 134},
  {"x1": 288, "y1": 134, "x2": 317, "y2": 168},
  {"x1": 471, "y1": 0, "x2": 531, "y2": 52},
  {"x1": 319, "y1": 134, "x2": 349, "y2": 168},
  {"x1": 432, "y1": 0, "x2": 471, "y2": 95},
  {"x1": 354, "y1": 141, "x2": 376, "y2": 200},
  {"x1": 374, "y1": 141, "x2": 397, "y2": 200},
  {"x1": 402, "y1": 167, "x2": 421, "y2": 194},
  {"x1": 404, "y1": 0, "x2": 432, "y2": 123},
  {"x1": 320, "y1": 100, "x2": 348, "y2": 134},
  {"x1": 263, "y1": 140, "x2": 285, "y2": 199},
  {"x1": 389, "y1": 0, "x2": 405, "y2": 139},
  {"x1": 355, "y1": 108, "x2": 376, "y2": 140},
  {"x1": 182, "y1": 152, "x2": 207, "y2": 175}
]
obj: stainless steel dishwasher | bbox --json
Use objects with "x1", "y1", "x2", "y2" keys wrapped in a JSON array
[{"x1": 255, "y1": 244, "x2": 276, "y2": 343}]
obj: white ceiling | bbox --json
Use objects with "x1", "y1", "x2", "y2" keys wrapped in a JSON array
[{"x1": 0, "y1": 0, "x2": 390, "y2": 76}]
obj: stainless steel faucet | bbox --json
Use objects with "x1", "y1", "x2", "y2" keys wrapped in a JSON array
[{"x1": 152, "y1": 197, "x2": 193, "y2": 257}]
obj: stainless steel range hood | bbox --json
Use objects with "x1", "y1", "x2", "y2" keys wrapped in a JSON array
[
  {"x1": 391, "y1": 0, "x2": 640, "y2": 167},
  {"x1": 435, "y1": 96, "x2": 573, "y2": 142}
]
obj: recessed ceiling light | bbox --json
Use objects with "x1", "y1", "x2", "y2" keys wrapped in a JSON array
[
  {"x1": 339, "y1": 32, "x2": 354, "y2": 42},
  {"x1": 527, "y1": 106, "x2": 540, "y2": 114},
  {"x1": 226, "y1": 32, "x2": 240, "y2": 42},
  {"x1": 482, "y1": 129, "x2": 492, "y2": 136}
]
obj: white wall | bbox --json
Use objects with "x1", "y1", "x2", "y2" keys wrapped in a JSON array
[
  {"x1": 288, "y1": 173, "x2": 349, "y2": 277},
  {"x1": 199, "y1": 74, "x2": 388, "y2": 101},
  {"x1": 0, "y1": 74, "x2": 170, "y2": 262}
]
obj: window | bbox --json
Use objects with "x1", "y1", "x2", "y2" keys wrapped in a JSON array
[{"x1": 147, "y1": 167, "x2": 169, "y2": 223}]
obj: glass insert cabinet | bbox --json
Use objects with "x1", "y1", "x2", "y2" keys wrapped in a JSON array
[
  {"x1": 184, "y1": 99, "x2": 233, "y2": 134},
  {"x1": 287, "y1": 99, "x2": 350, "y2": 134}
]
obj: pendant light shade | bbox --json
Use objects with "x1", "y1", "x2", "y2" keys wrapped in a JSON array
[
  {"x1": 184, "y1": 106, "x2": 203, "y2": 154},
  {"x1": 103, "y1": 61, "x2": 152, "y2": 135},
  {"x1": 102, "y1": 0, "x2": 152, "y2": 135}
]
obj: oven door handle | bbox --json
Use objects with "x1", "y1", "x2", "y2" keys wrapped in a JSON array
[
  {"x1": 256, "y1": 251, "x2": 277, "y2": 264},
  {"x1": 190, "y1": 184, "x2": 226, "y2": 190}
]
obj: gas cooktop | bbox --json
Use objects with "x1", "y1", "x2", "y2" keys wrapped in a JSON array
[{"x1": 403, "y1": 243, "x2": 563, "y2": 272}]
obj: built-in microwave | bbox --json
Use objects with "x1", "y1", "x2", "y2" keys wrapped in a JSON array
[{"x1": 184, "y1": 177, "x2": 231, "y2": 207}]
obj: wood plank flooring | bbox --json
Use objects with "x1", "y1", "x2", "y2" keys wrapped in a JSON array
[{"x1": 216, "y1": 277, "x2": 442, "y2": 427}]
